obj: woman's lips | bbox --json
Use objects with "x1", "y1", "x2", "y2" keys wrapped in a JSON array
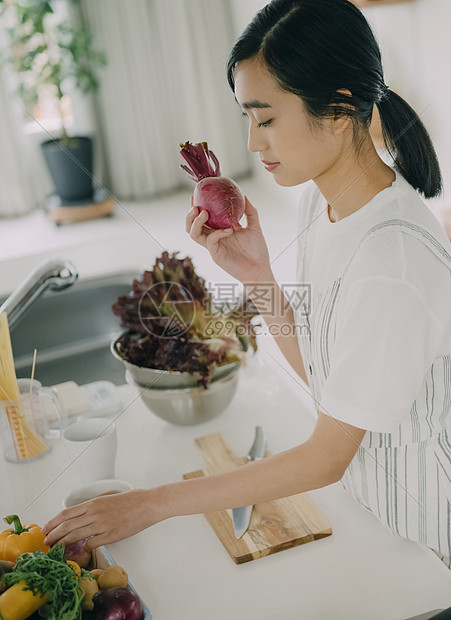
[{"x1": 262, "y1": 161, "x2": 280, "y2": 172}]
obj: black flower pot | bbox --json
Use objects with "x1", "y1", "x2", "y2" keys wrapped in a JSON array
[{"x1": 41, "y1": 136, "x2": 94, "y2": 202}]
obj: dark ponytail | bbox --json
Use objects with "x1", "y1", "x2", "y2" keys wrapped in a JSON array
[
  {"x1": 227, "y1": 0, "x2": 442, "y2": 198},
  {"x1": 377, "y1": 90, "x2": 442, "y2": 198}
]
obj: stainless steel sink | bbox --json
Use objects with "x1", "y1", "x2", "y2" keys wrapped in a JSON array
[{"x1": 1, "y1": 271, "x2": 137, "y2": 387}]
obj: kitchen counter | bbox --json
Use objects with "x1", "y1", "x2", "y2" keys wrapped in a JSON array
[
  {"x1": 1, "y1": 175, "x2": 451, "y2": 618},
  {"x1": 1, "y1": 347, "x2": 451, "y2": 620}
]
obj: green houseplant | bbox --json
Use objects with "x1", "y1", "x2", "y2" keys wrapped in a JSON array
[{"x1": 0, "y1": 0, "x2": 106, "y2": 202}]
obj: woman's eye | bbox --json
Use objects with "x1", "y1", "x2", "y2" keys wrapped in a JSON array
[{"x1": 240, "y1": 112, "x2": 272, "y2": 128}]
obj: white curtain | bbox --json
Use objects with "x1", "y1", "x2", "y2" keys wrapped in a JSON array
[
  {"x1": 80, "y1": 0, "x2": 251, "y2": 200},
  {"x1": 0, "y1": 7, "x2": 84, "y2": 218},
  {"x1": 0, "y1": 66, "x2": 40, "y2": 217}
]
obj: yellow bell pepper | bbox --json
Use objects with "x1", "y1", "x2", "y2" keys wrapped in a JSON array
[
  {"x1": 0, "y1": 548, "x2": 82, "y2": 620},
  {"x1": 0, "y1": 581, "x2": 49, "y2": 620},
  {"x1": 0, "y1": 515, "x2": 49, "y2": 563},
  {"x1": 66, "y1": 560, "x2": 81, "y2": 578}
]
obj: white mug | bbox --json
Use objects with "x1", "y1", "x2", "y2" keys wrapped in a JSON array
[{"x1": 62, "y1": 417, "x2": 117, "y2": 484}]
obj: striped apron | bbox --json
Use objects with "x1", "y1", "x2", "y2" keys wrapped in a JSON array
[{"x1": 295, "y1": 202, "x2": 451, "y2": 568}]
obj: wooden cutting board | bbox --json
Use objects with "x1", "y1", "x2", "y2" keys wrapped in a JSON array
[{"x1": 183, "y1": 433, "x2": 332, "y2": 564}]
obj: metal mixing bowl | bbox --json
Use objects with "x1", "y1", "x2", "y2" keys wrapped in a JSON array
[
  {"x1": 125, "y1": 368, "x2": 240, "y2": 425},
  {"x1": 111, "y1": 333, "x2": 242, "y2": 389}
]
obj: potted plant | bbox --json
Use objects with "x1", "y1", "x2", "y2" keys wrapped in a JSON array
[{"x1": 0, "y1": 0, "x2": 106, "y2": 202}]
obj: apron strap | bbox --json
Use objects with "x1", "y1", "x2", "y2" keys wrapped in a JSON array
[{"x1": 298, "y1": 187, "x2": 323, "y2": 316}]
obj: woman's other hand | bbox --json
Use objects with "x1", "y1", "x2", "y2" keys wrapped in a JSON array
[
  {"x1": 185, "y1": 195, "x2": 272, "y2": 284},
  {"x1": 42, "y1": 489, "x2": 162, "y2": 551}
]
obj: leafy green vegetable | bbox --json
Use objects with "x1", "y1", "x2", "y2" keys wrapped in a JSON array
[
  {"x1": 112, "y1": 251, "x2": 260, "y2": 388},
  {"x1": 2, "y1": 545, "x2": 84, "y2": 619}
]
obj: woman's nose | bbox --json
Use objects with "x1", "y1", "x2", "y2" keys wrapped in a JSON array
[{"x1": 247, "y1": 124, "x2": 267, "y2": 153}]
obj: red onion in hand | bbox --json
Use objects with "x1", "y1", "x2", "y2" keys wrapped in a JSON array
[{"x1": 180, "y1": 141, "x2": 245, "y2": 230}]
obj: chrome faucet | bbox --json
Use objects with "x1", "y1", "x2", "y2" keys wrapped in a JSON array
[{"x1": 0, "y1": 259, "x2": 78, "y2": 330}]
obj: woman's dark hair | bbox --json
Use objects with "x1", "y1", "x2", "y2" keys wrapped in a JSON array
[{"x1": 227, "y1": 0, "x2": 442, "y2": 198}]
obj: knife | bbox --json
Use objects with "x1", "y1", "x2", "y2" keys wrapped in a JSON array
[{"x1": 232, "y1": 425, "x2": 267, "y2": 540}]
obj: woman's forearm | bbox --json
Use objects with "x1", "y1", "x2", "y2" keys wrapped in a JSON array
[
  {"x1": 243, "y1": 268, "x2": 308, "y2": 384},
  {"x1": 155, "y1": 439, "x2": 339, "y2": 521},
  {"x1": 42, "y1": 439, "x2": 340, "y2": 548}
]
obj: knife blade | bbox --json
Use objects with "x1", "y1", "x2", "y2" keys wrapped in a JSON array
[{"x1": 232, "y1": 425, "x2": 267, "y2": 539}]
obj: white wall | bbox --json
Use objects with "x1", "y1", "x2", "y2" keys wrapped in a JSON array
[
  {"x1": 229, "y1": 0, "x2": 304, "y2": 206},
  {"x1": 361, "y1": 0, "x2": 451, "y2": 211}
]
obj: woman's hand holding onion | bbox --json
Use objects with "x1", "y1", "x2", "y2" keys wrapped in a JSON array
[{"x1": 186, "y1": 195, "x2": 272, "y2": 284}]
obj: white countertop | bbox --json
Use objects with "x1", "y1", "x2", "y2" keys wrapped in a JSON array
[
  {"x1": 1, "y1": 177, "x2": 451, "y2": 618},
  {"x1": 1, "y1": 348, "x2": 451, "y2": 620}
]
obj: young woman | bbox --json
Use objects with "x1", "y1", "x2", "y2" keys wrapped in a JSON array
[{"x1": 43, "y1": 0, "x2": 451, "y2": 568}]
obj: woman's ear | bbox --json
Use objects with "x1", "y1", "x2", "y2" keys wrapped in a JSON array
[{"x1": 332, "y1": 88, "x2": 353, "y2": 135}]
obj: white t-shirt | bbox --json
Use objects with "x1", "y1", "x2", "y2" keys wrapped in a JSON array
[
  {"x1": 295, "y1": 169, "x2": 451, "y2": 568},
  {"x1": 294, "y1": 170, "x2": 451, "y2": 568},
  {"x1": 296, "y1": 168, "x2": 451, "y2": 434}
]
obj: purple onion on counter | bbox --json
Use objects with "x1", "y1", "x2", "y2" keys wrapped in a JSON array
[
  {"x1": 93, "y1": 587, "x2": 143, "y2": 620},
  {"x1": 64, "y1": 539, "x2": 91, "y2": 569}
]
